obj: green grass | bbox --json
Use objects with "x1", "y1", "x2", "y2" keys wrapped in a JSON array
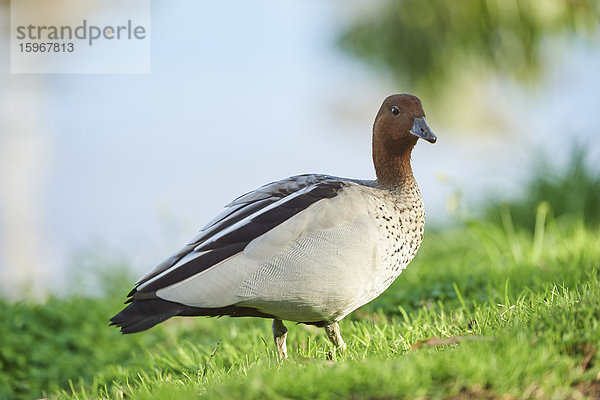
[
  {"x1": 1, "y1": 210, "x2": 598, "y2": 400},
  {"x1": 2, "y1": 152, "x2": 600, "y2": 399}
]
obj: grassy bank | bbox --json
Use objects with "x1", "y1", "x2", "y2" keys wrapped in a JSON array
[{"x1": 1, "y1": 154, "x2": 599, "y2": 399}]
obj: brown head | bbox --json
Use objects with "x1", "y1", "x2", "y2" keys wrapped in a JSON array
[{"x1": 372, "y1": 94, "x2": 436, "y2": 188}]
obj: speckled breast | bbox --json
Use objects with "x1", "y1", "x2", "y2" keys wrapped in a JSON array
[{"x1": 365, "y1": 179, "x2": 426, "y2": 295}]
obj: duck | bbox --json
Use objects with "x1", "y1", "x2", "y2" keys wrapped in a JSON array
[{"x1": 110, "y1": 94, "x2": 437, "y2": 359}]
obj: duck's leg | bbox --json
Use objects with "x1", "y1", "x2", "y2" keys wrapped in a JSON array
[
  {"x1": 272, "y1": 319, "x2": 288, "y2": 359},
  {"x1": 324, "y1": 322, "x2": 347, "y2": 352}
]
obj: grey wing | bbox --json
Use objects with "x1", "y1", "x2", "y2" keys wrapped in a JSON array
[{"x1": 131, "y1": 174, "x2": 352, "y2": 296}]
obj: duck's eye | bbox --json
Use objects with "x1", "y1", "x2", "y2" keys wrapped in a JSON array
[{"x1": 391, "y1": 106, "x2": 400, "y2": 115}]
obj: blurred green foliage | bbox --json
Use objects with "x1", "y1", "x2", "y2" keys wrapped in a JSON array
[
  {"x1": 0, "y1": 255, "x2": 160, "y2": 399},
  {"x1": 0, "y1": 295, "x2": 172, "y2": 400},
  {"x1": 340, "y1": 0, "x2": 600, "y2": 96},
  {"x1": 484, "y1": 146, "x2": 600, "y2": 230}
]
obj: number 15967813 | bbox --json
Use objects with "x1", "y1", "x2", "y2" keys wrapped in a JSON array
[{"x1": 18, "y1": 42, "x2": 74, "y2": 52}]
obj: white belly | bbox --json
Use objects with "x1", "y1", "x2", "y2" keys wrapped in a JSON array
[{"x1": 236, "y1": 213, "x2": 386, "y2": 322}]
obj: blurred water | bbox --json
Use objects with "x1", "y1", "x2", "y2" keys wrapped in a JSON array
[{"x1": 0, "y1": 1, "x2": 599, "y2": 297}]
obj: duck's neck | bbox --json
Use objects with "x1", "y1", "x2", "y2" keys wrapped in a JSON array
[{"x1": 373, "y1": 139, "x2": 416, "y2": 189}]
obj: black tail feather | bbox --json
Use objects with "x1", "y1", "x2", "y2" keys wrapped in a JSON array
[
  {"x1": 109, "y1": 298, "x2": 188, "y2": 334},
  {"x1": 109, "y1": 297, "x2": 277, "y2": 334}
]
